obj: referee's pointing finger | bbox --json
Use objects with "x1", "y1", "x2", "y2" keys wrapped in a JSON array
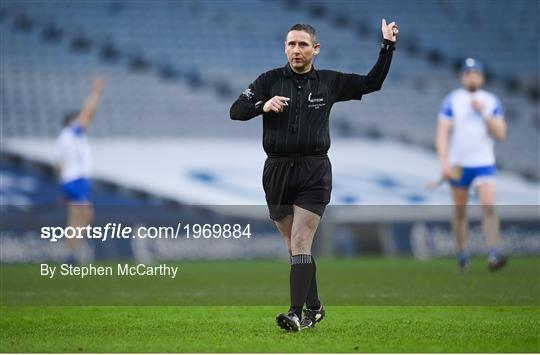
[{"x1": 275, "y1": 97, "x2": 290, "y2": 105}]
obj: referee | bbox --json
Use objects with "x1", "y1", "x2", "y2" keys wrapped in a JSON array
[{"x1": 230, "y1": 20, "x2": 398, "y2": 331}]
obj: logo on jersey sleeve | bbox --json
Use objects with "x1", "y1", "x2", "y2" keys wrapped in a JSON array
[{"x1": 242, "y1": 88, "x2": 254, "y2": 100}]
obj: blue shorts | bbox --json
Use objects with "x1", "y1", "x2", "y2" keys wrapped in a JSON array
[
  {"x1": 62, "y1": 178, "x2": 91, "y2": 203},
  {"x1": 450, "y1": 165, "x2": 496, "y2": 189}
]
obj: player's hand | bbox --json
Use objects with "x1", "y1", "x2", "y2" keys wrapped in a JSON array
[
  {"x1": 441, "y1": 164, "x2": 454, "y2": 180},
  {"x1": 471, "y1": 99, "x2": 484, "y2": 114},
  {"x1": 263, "y1": 96, "x2": 290, "y2": 113},
  {"x1": 381, "y1": 18, "x2": 399, "y2": 42}
]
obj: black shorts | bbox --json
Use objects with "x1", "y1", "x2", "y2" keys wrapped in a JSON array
[{"x1": 262, "y1": 154, "x2": 332, "y2": 221}]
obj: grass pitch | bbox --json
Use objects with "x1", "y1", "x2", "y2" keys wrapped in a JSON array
[{"x1": 1, "y1": 257, "x2": 539, "y2": 352}]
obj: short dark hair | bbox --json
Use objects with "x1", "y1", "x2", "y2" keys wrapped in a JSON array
[
  {"x1": 63, "y1": 111, "x2": 79, "y2": 127},
  {"x1": 287, "y1": 23, "x2": 317, "y2": 43}
]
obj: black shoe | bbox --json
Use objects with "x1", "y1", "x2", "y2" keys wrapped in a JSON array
[
  {"x1": 488, "y1": 255, "x2": 508, "y2": 271},
  {"x1": 276, "y1": 311, "x2": 301, "y2": 332},
  {"x1": 300, "y1": 305, "x2": 325, "y2": 329}
]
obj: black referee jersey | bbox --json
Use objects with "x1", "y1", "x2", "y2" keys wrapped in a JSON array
[{"x1": 230, "y1": 39, "x2": 396, "y2": 156}]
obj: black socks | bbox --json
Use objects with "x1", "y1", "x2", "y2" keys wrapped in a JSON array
[
  {"x1": 289, "y1": 254, "x2": 315, "y2": 319},
  {"x1": 306, "y1": 255, "x2": 321, "y2": 310}
]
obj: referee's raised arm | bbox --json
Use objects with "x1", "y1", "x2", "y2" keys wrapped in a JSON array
[
  {"x1": 363, "y1": 19, "x2": 399, "y2": 92},
  {"x1": 332, "y1": 19, "x2": 398, "y2": 102}
]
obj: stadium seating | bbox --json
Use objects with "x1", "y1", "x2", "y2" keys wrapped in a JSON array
[{"x1": 1, "y1": 0, "x2": 538, "y2": 179}]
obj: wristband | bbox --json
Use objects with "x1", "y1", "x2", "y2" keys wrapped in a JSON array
[{"x1": 381, "y1": 39, "x2": 396, "y2": 51}]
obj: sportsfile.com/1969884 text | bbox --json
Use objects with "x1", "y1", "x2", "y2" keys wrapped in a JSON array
[{"x1": 40, "y1": 222, "x2": 252, "y2": 242}]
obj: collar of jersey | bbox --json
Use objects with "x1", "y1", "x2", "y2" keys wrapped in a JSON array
[{"x1": 283, "y1": 63, "x2": 318, "y2": 80}]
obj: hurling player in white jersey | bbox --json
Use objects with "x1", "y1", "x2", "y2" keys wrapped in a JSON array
[
  {"x1": 56, "y1": 75, "x2": 105, "y2": 264},
  {"x1": 436, "y1": 58, "x2": 508, "y2": 272}
]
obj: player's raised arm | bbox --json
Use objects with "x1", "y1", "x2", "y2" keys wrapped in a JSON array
[{"x1": 78, "y1": 75, "x2": 105, "y2": 129}]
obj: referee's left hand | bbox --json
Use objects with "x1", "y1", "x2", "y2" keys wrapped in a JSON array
[
  {"x1": 382, "y1": 18, "x2": 399, "y2": 42},
  {"x1": 263, "y1": 96, "x2": 290, "y2": 113}
]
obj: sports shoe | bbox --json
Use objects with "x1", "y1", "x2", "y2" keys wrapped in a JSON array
[
  {"x1": 300, "y1": 305, "x2": 325, "y2": 329},
  {"x1": 276, "y1": 311, "x2": 301, "y2": 332},
  {"x1": 457, "y1": 255, "x2": 470, "y2": 273},
  {"x1": 488, "y1": 255, "x2": 508, "y2": 271}
]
